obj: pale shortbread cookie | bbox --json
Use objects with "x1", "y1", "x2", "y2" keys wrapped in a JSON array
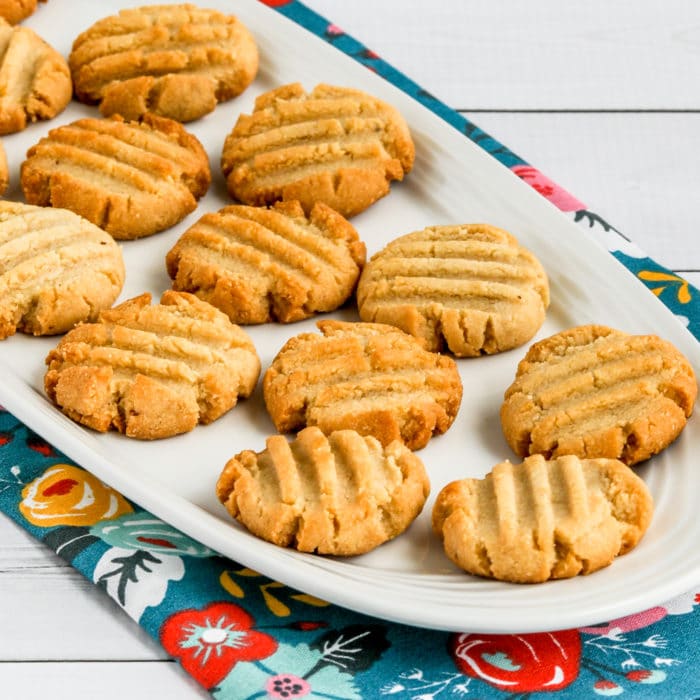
[
  {"x1": 432, "y1": 454, "x2": 654, "y2": 583},
  {"x1": 356, "y1": 223, "x2": 550, "y2": 357},
  {"x1": 0, "y1": 202, "x2": 125, "y2": 339},
  {"x1": 45, "y1": 291, "x2": 261, "y2": 440},
  {"x1": 20, "y1": 113, "x2": 211, "y2": 240},
  {"x1": 263, "y1": 319, "x2": 462, "y2": 450},
  {"x1": 221, "y1": 82, "x2": 415, "y2": 218},
  {"x1": 217, "y1": 426, "x2": 430, "y2": 556},
  {"x1": 0, "y1": 17, "x2": 70, "y2": 134},
  {"x1": 69, "y1": 3, "x2": 259, "y2": 122},
  {"x1": 166, "y1": 200, "x2": 366, "y2": 324},
  {"x1": 501, "y1": 325, "x2": 698, "y2": 465}
]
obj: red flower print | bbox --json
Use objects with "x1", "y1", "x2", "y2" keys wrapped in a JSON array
[
  {"x1": 160, "y1": 602, "x2": 278, "y2": 689},
  {"x1": 26, "y1": 434, "x2": 54, "y2": 457},
  {"x1": 326, "y1": 24, "x2": 344, "y2": 37},
  {"x1": 511, "y1": 165, "x2": 586, "y2": 212},
  {"x1": 450, "y1": 630, "x2": 581, "y2": 692},
  {"x1": 593, "y1": 679, "x2": 623, "y2": 695},
  {"x1": 258, "y1": 0, "x2": 293, "y2": 6},
  {"x1": 625, "y1": 669, "x2": 667, "y2": 684},
  {"x1": 288, "y1": 621, "x2": 328, "y2": 631},
  {"x1": 627, "y1": 670, "x2": 652, "y2": 682}
]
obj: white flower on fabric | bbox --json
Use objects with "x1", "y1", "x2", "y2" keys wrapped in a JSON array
[
  {"x1": 567, "y1": 211, "x2": 647, "y2": 259},
  {"x1": 654, "y1": 658, "x2": 680, "y2": 667},
  {"x1": 642, "y1": 635, "x2": 668, "y2": 649},
  {"x1": 662, "y1": 590, "x2": 699, "y2": 615},
  {"x1": 91, "y1": 512, "x2": 214, "y2": 557},
  {"x1": 93, "y1": 546, "x2": 185, "y2": 622}
]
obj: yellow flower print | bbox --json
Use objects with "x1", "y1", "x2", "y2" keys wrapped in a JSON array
[
  {"x1": 638, "y1": 271, "x2": 692, "y2": 304},
  {"x1": 19, "y1": 464, "x2": 132, "y2": 527},
  {"x1": 220, "y1": 568, "x2": 329, "y2": 616}
]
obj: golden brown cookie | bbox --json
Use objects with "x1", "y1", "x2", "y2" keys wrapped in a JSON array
[
  {"x1": 0, "y1": 202, "x2": 125, "y2": 339},
  {"x1": 0, "y1": 140, "x2": 8, "y2": 195},
  {"x1": 0, "y1": 0, "x2": 39, "y2": 24},
  {"x1": 356, "y1": 223, "x2": 550, "y2": 357},
  {"x1": 20, "y1": 113, "x2": 211, "y2": 240},
  {"x1": 166, "y1": 200, "x2": 366, "y2": 324},
  {"x1": 44, "y1": 291, "x2": 260, "y2": 440},
  {"x1": 217, "y1": 426, "x2": 430, "y2": 555},
  {"x1": 69, "y1": 3, "x2": 259, "y2": 122},
  {"x1": 263, "y1": 319, "x2": 462, "y2": 450},
  {"x1": 0, "y1": 17, "x2": 70, "y2": 134},
  {"x1": 500, "y1": 325, "x2": 698, "y2": 465},
  {"x1": 432, "y1": 454, "x2": 653, "y2": 583},
  {"x1": 221, "y1": 82, "x2": 415, "y2": 218}
]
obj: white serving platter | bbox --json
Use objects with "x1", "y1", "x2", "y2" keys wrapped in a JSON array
[{"x1": 1, "y1": 0, "x2": 699, "y2": 633}]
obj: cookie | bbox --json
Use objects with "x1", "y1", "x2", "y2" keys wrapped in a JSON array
[
  {"x1": 217, "y1": 426, "x2": 430, "y2": 555},
  {"x1": 69, "y1": 3, "x2": 259, "y2": 122},
  {"x1": 0, "y1": 0, "x2": 39, "y2": 24},
  {"x1": 20, "y1": 113, "x2": 211, "y2": 240},
  {"x1": 0, "y1": 17, "x2": 71, "y2": 134},
  {"x1": 221, "y1": 82, "x2": 415, "y2": 218},
  {"x1": 166, "y1": 200, "x2": 366, "y2": 324},
  {"x1": 0, "y1": 139, "x2": 8, "y2": 194},
  {"x1": 500, "y1": 325, "x2": 698, "y2": 465},
  {"x1": 356, "y1": 223, "x2": 549, "y2": 357},
  {"x1": 432, "y1": 454, "x2": 653, "y2": 583},
  {"x1": 263, "y1": 319, "x2": 462, "y2": 450},
  {"x1": 0, "y1": 202, "x2": 125, "y2": 339},
  {"x1": 44, "y1": 291, "x2": 260, "y2": 439}
]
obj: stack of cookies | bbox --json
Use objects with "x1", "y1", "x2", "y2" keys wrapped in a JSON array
[{"x1": 0, "y1": 2, "x2": 695, "y2": 576}]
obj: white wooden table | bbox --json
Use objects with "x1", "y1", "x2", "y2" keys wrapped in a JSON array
[{"x1": 2, "y1": 1, "x2": 699, "y2": 696}]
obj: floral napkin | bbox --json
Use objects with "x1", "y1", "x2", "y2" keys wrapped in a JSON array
[{"x1": 2, "y1": 1, "x2": 700, "y2": 698}]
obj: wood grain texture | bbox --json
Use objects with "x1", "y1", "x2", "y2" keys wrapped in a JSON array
[
  {"x1": 0, "y1": 517, "x2": 165, "y2": 661},
  {"x1": 0, "y1": 661, "x2": 209, "y2": 699},
  {"x1": 304, "y1": 0, "x2": 700, "y2": 110},
  {"x1": 470, "y1": 112, "x2": 700, "y2": 273}
]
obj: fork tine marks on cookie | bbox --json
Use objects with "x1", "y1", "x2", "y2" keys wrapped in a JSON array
[
  {"x1": 433, "y1": 454, "x2": 654, "y2": 583},
  {"x1": 217, "y1": 427, "x2": 430, "y2": 556},
  {"x1": 222, "y1": 83, "x2": 415, "y2": 217},
  {"x1": 263, "y1": 320, "x2": 462, "y2": 450},
  {"x1": 20, "y1": 114, "x2": 211, "y2": 240},
  {"x1": 356, "y1": 224, "x2": 550, "y2": 357},
  {"x1": 0, "y1": 18, "x2": 71, "y2": 134},
  {"x1": 69, "y1": 4, "x2": 259, "y2": 122},
  {"x1": 0, "y1": 202, "x2": 125, "y2": 339},
  {"x1": 501, "y1": 325, "x2": 698, "y2": 464},
  {"x1": 44, "y1": 292, "x2": 261, "y2": 439},
  {"x1": 166, "y1": 201, "x2": 365, "y2": 324}
]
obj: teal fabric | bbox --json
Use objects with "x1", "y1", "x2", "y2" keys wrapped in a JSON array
[{"x1": 1, "y1": 1, "x2": 699, "y2": 697}]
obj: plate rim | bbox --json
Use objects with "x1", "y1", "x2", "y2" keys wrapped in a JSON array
[{"x1": 2, "y1": 0, "x2": 700, "y2": 633}]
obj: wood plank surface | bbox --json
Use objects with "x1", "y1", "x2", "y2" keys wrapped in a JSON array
[
  {"x1": 0, "y1": 662, "x2": 209, "y2": 699},
  {"x1": 303, "y1": 0, "x2": 700, "y2": 110},
  {"x1": 469, "y1": 111, "x2": 700, "y2": 273},
  {"x1": 0, "y1": 518, "x2": 165, "y2": 661}
]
